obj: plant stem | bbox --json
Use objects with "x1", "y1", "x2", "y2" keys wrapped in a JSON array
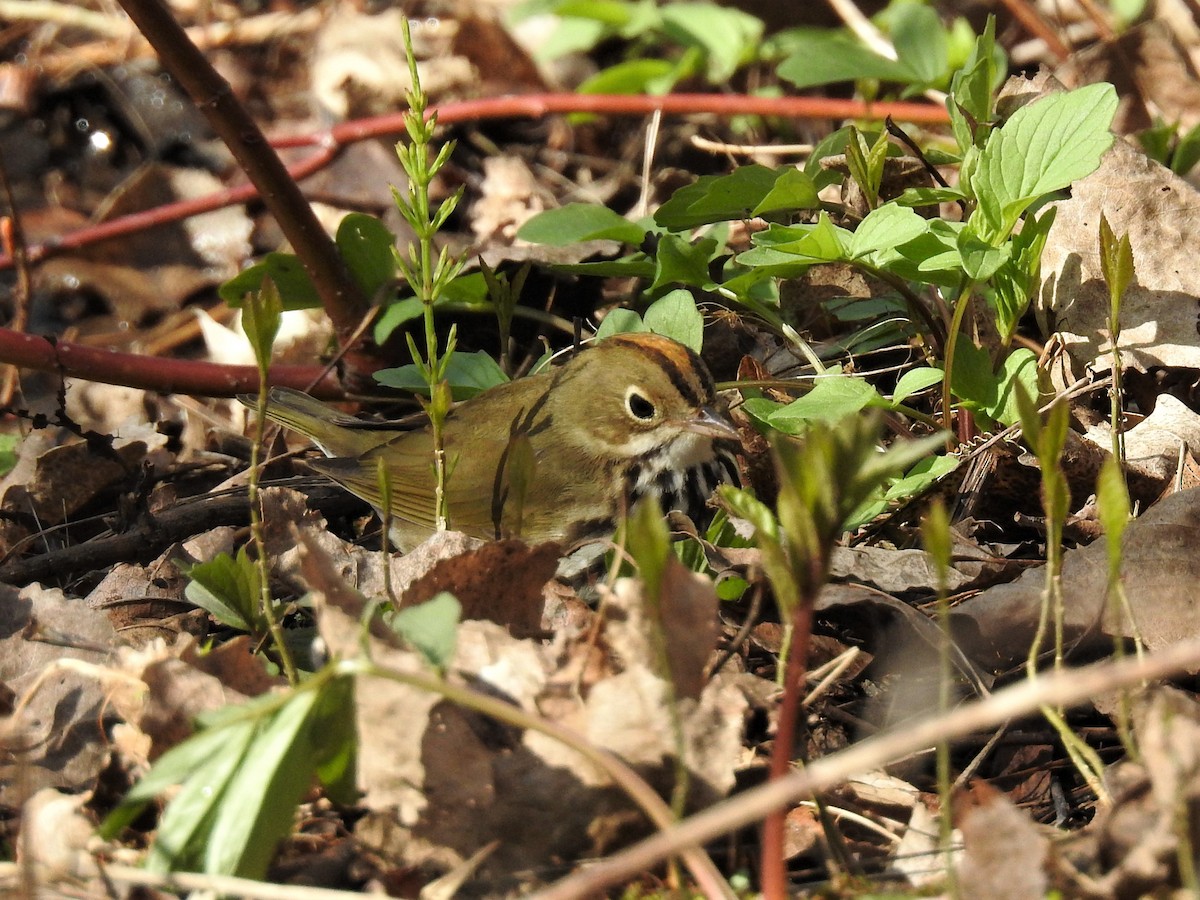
[
  {"x1": 760, "y1": 585, "x2": 816, "y2": 899},
  {"x1": 940, "y1": 278, "x2": 977, "y2": 440},
  {"x1": 248, "y1": 378, "x2": 298, "y2": 685}
]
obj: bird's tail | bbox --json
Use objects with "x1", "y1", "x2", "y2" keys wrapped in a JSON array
[{"x1": 240, "y1": 388, "x2": 393, "y2": 457}]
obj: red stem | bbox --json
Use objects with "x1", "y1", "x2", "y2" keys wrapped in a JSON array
[
  {"x1": 0, "y1": 93, "x2": 947, "y2": 270},
  {"x1": 994, "y1": 0, "x2": 1072, "y2": 61},
  {"x1": 0, "y1": 329, "x2": 341, "y2": 398},
  {"x1": 0, "y1": 92, "x2": 949, "y2": 397},
  {"x1": 760, "y1": 571, "x2": 819, "y2": 897}
]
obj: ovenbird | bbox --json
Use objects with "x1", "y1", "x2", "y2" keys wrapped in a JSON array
[{"x1": 251, "y1": 332, "x2": 740, "y2": 551}]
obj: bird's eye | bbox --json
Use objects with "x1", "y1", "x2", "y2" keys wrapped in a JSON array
[{"x1": 626, "y1": 388, "x2": 656, "y2": 421}]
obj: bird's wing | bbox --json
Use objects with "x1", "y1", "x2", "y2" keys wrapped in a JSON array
[{"x1": 307, "y1": 379, "x2": 556, "y2": 542}]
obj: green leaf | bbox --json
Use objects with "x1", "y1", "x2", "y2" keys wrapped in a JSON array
[
  {"x1": 845, "y1": 127, "x2": 880, "y2": 209},
  {"x1": 1097, "y1": 457, "x2": 1131, "y2": 548},
  {"x1": 184, "y1": 548, "x2": 262, "y2": 632},
  {"x1": 949, "y1": 339, "x2": 997, "y2": 409},
  {"x1": 947, "y1": 16, "x2": 1001, "y2": 151},
  {"x1": 757, "y1": 377, "x2": 882, "y2": 433},
  {"x1": 205, "y1": 689, "x2": 324, "y2": 878},
  {"x1": 990, "y1": 205, "x2": 1056, "y2": 342},
  {"x1": 0, "y1": 433, "x2": 18, "y2": 478},
  {"x1": 986, "y1": 347, "x2": 1039, "y2": 427},
  {"x1": 891, "y1": 366, "x2": 944, "y2": 405},
  {"x1": 849, "y1": 204, "x2": 929, "y2": 262},
  {"x1": 777, "y1": 29, "x2": 915, "y2": 89},
  {"x1": 336, "y1": 213, "x2": 397, "y2": 299},
  {"x1": 740, "y1": 213, "x2": 849, "y2": 265},
  {"x1": 548, "y1": 256, "x2": 657, "y2": 279},
  {"x1": 100, "y1": 719, "x2": 252, "y2": 839},
  {"x1": 310, "y1": 675, "x2": 358, "y2": 804},
  {"x1": 891, "y1": 220, "x2": 965, "y2": 284},
  {"x1": 716, "y1": 575, "x2": 749, "y2": 601},
  {"x1": 1171, "y1": 121, "x2": 1200, "y2": 175},
  {"x1": 146, "y1": 720, "x2": 258, "y2": 872},
  {"x1": 884, "y1": 454, "x2": 960, "y2": 501},
  {"x1": 802, "y1": 126, "x2": 854, "y2": 183},
  {"x1": 857, "y1": 432, "x2": 950, "y2": 488},
  {"x1": 717, "y1": 484, "x2": 778, "y2": 542},
  {"x1": 373, "y1": 296, "x2": 427, "y2": 344},
  {"x1": 578, "y1": 57, "x2": 678, "y2": 95},
  {"x1": 219, "y1": 253, "x2": 321, "y2": 310},
  {"x1": 891, "y1": 4, "x2": 948, "y2": 85},
  {"x1": 623, "y1": 499, "x2": 673, "y2": 606},
  {"x1": 374, "y1": 350, "x2": 510, "y2": 400},
  {"x1": 517, "y1": 203, "x2": 647, "y2": 246},
  {"x1": 534, "y1": 15, "x2": 608, "y2": 61},
  {"x1": 596, "y1": 307, "x2": 649, "y2": 339},
  {"x1": 957, "y1": 228, "x2": 1010, "y2": 281},
  {"x1": 643, "y1": 289, "x2": 703, "y2": 351},
  {"x1": 974, "y1": 83, "x2": 1117, "y2": 238},
  {"x1": 895, "y1": 186, "x2": 966, "y2": 207},
  {"x1": 1014, "y1": 379, "x2": 1043, "y2": 450},
  {"x1": 1098, "y1": 213, "x2": 1134, "y2": 313},
  {"x1": 650, "y1": 234, "x2": 718, "y2": 292},
  {"x1": 240, "y1": 279, "x2": 284, "y2": 372},
  {"x1": 655, "y1": 165, "x2": 817, "y2": 230},
  {"x1": 1137, "y1": 121, "x2": 1175, "y2": 166},
  {"x1": 390, "y1": 592, "x2": 461, "y2": 670},
  {"x1": 553, "y1": 0, "x2": 635, "y2": 27},
  {"x1": 660, "y1": 2, "x2": 763, "y2": 82},
  {"x1": 753, "y1": 168, "x2": 821, "y2": 217},
  {"x1": 372, "y1": 272, "x2": 489, "y2": 345}
]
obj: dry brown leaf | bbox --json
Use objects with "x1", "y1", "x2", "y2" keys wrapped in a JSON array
[
  {"x1": 1084, "y1": 395, "x2": 1200, "y2": 490},
  {"x1": 263, "y1": 487, "x2": 559, "y2": 635},
  {"x1": 829, "y1": 540, "x2": 1015, "y2": 594},
  {"x1": 954, "y1": 781, "x2": 1049, "y2": 899},
  {"x1": 472, "y1": 155, "x2": 546, "y2": 244},
  {"x1": 600, "y1": 562, "x2": 719, "y2": 700},
  {"x1": 400, "y1": 538, "x2": 559, "y2": 637},
  {"x1": 296, "y1": 523, "x2": 756, "y2": 890},
  {"x1": 890, "y1": 802, "x2": 944, "y2": 889},
  {"x1": 0, "y1": 431, "x2": 166, "y2": 530},
  {"x1": 0, "y1": 584, "x2": 122, "y2": 806},
  {"x1": 311, "y1": 9, "x2": 473, "y2": 120},
  {"x1": 17, "y1": 788, "x2": 99, "y2": 882},
  {"x1": 1058, "y1": 19, "x2": 1200, "y2": 132},
  {"x1": 1091, "y1": 687, "x2": 1200, "y2": 896},
  {"x1": 37, "y1": 165, "x2": 251, "y2": 327},
  {"x1": 781, "y1": 804, "x2": 822, "y2": 860},
  {"x1": 950, "y1": 487, "x2": 1200, "y2": 671},
  {"x1": 1039, "y1": 139, "x2": 1200, "y2": 375}
]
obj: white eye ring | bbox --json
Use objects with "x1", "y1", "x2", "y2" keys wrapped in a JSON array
[{"x1": 625, "y1": 386, "x2": 657, "y2": 421}]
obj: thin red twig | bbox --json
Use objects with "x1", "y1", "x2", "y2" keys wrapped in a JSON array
[
  {"x1": 0, "y1": 93, "x2": 947, "y2": 270},
  {"x1": 0, "y1": 328, "x2": 341, "y2": 398},
  {"x1": 0, "y1": 91, "x2": 949, "y2": 397},
  {"x1": 995, "y1": 0, "x2": 1072, "y2": 62}
]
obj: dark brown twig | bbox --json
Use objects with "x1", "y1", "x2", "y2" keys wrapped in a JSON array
[{"x1": 114, "y1": 0, "x2": 370, "y2": 370}]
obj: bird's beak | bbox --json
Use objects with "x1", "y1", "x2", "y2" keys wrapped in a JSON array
[{"x1": 683, "y1": 406, "x2": 740, "y2": 441}]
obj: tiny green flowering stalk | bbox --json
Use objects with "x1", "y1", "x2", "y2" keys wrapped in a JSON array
[
  {"x1": 921, "y1": 499, "x2": 958, "y2": 893},
  {"x1": 1099, "y1": 213, "x2": 1134, "y2": 472},
  {"x1": 241, "y1": 279, "x2": 298, "y2": 685},
  {"x1": 1017, "y1": 384, "x2": 1108, "y2": 803},
  {"x1": 392, "y1": 16, "x2": 467, "y2": 531}
]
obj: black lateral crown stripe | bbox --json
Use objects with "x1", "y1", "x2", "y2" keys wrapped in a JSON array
[{"x1": 635, "y1": 342, "x2": 711, "y2": 407}]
